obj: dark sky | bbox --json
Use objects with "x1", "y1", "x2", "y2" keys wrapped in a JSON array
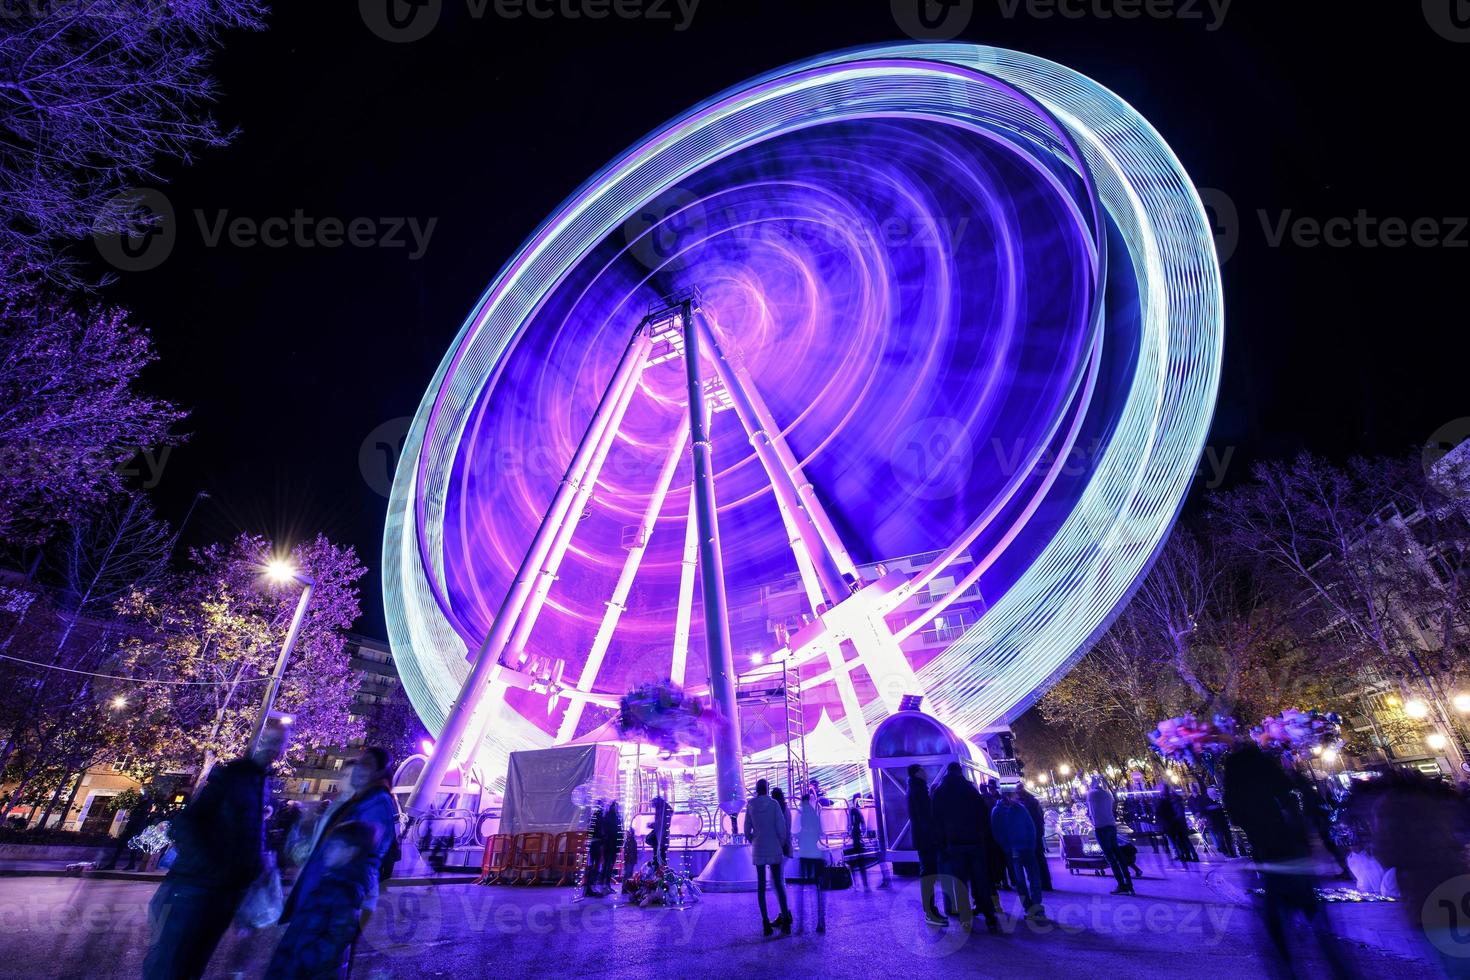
[{"x1": 100, "y1": 1, "x2": 1470, "y2": 638}]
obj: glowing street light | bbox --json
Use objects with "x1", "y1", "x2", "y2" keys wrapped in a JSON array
[
  {"x1": 1455, "y1": 694, "x2": 1470, "y2": 714},
  {"x1": 1404, "y1": 698, "x2": 1429, "y2": 719},
  {"x1": 248, "y1": 555, "x2": 316, "y2": 756},
  {"x1": 1038, "y1": 773, "x2": 1049, "y2": 784},
  {"x1": 110, "y1": 696, "x2": 128, "y2": 710},
  {"x1": 1427, "y1": 732, "x2": 1449, "y2": 752},
  {"x1": 1322, "y1": 747, "x2": 1339, "y2": 764},
  {"x1": 1058, "y1": 763, "x2": 1072, "y2": 777},
  {"x1": 1311, "y1": 744, "x2": 1323, "y2": 757}
]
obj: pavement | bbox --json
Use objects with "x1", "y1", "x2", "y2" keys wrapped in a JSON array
[{"x1": 0, "y1": 850, "x2": 1445, "y2": 979}]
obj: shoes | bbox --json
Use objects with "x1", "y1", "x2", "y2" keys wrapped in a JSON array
[
  {"x1": 924, "y1": 911, "x2": 948, "y2": 927},
  {"x1": 1110, "y1": 885, "x2": 1133, "y2": 895},
  {"x1": 763, "y1": 920, "x2": 774, "y2": 937},
  {"x1": 985, "y1": 919, "x2": 1000, "y2": 935},
  {"x1": 779, "y1": 911, "x2": 792, "y2": 935}
]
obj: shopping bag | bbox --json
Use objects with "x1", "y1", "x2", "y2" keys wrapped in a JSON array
[{"x1": 235, "y1": 853, "x2": 284, "y2": 929}]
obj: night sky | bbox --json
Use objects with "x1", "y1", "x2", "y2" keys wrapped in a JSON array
[{"x1": 99, "y1": 1, "x2": 1469, "y2": 638}]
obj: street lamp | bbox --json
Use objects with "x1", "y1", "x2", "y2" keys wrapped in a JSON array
[
  {"x1": 1058, "y1": 763, "x2": 1072, "y2": 777},
  {"x1": 247, "y1": 557, "x2": 315, "y2": 757},
  {"x1": 1454, "y1": 693, "x2": 1470, "y2": 714},
  {"x1": 110, "y1": 695, "x2": 128, "y2": 710},
  {"x1": 1405, "y1": 698, "x2": 1429, "y2": 719},
  {"x1": 1427, "y1": 732, "x2": 1449, "y2": 752}
]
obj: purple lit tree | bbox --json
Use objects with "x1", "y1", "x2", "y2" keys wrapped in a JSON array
[
  {"x1": 118, "y1": 533, "x2": 366, "y2": 778},
  {"x1": 0, "y1": 1, "x2": 266, "y2": 273},
  {"x1": 0, "y1": 271, "x2": 185, "y2": 546}
]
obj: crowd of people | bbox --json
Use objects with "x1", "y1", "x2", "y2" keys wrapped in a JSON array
[{"x1": 140, "y1": 725, "x2": 401, "y2": 980}]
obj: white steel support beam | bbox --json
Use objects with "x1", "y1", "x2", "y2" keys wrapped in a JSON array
[
  {"x1": 555, "y1": 417, "x2": 691, "y2": 743},
  {"x1": 405, "y1": 322, "x2": 655, "y2": 818}
]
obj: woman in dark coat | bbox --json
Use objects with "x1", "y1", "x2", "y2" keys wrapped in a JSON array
[{"x1": 906, "y1": 766, "x2": 944, "y2": 924}]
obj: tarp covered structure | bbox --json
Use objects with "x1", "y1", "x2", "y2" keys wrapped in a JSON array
[{"x1": 501, "y1": 744, "x2": 620, "y2": 838}]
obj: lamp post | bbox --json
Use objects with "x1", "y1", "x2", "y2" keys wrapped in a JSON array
[{"x1": 247, "y1": 559, "x2": 315, "y2": 757}]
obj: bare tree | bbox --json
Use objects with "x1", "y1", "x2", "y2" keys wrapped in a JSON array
[{"x1": 0, "y1": 0, "x2": 266, "y2": 275}]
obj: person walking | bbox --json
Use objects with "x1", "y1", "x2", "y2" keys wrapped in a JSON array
[
  {"x1": 143, "y1": 725, "x2": 287, "y2": 980},
  {"x1": 100, "y1": 792, "x2": 154, "y2": 871},
  {"x1": 1086, "y1": 777, "x2": 1133, "y2": 895},
  {"x1": 1158, "y1": 784, "x2": 1198, "y2": 863},
  {"x1": 1223, "y1": 742, "x2": 1352, "y2": 979},
  {"x1": 746, "y1": 779, "x2": 791, "y2": 936},
  {"x1": 906, "y1": 765, "x2": 945, "y2": 926},
  {"x1": 992, "y1": 785, "x2": 1046, "y2": 920},
  {"x1": 1201, "y1": 788, "x2": 1236, "y2": 858},
  {"x1": 590, "y1": 801, "x2": 621, "y2": 895},
  {"x1": 796, "y1": 792, "x2": 826, "y2": 934},
  {"x1": 930, "y1": 763, "x2": 998, "y2": 934},
  {"x1": 1017, "y1": 784, "x2": 1052, "y2": 891}
]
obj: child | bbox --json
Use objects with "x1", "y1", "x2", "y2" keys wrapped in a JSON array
[{"x1": 266, "y1": 821, "x2": 380, "y2": 979}]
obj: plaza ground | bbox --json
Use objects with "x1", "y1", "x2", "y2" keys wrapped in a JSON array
[{"x1": 0, "y1": 851, "x2": 1443, "y2": 979}]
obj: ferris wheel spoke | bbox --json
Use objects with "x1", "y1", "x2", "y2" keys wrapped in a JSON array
[{"x1": 555, "y1": 417, "x2": 691, "y2": 744}]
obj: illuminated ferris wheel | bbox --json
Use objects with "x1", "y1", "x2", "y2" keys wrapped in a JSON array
[{"x1": 384, "y1": 43, "x2": 1223, "y2": 817}]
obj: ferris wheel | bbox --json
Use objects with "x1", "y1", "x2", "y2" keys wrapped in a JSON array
[{"x1": 385, "y1": 44, "x2": 1223, "y2": 818}]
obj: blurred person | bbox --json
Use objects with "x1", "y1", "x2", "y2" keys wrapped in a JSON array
[
  {"x1": 992, "y1": 785, "x2": 1046, "y2": 920},
  {"x1": 931, "y1": 762, "x2": 999, "y2": 933},
  {"x1": 100, "y1": 791, "x2": 154, "y2": 871},
  {"x1": 845, "y1": 793, "x2": 890, "y2": 889},
  {"x1": 796, "y1": 792, "x2": 826, "y2": 934},
  {"x1": 587, "y1": 800, "x2": 621, "y2": 896},
  {"x1": 1352, "y1": 768, "x2": 1470, "y2": 976},
  {"x1": 1158, "y1": 784, "x2": 1199, "y2": 863},
  {"x1": 1086, "y1": 777, "x2": 1133, "y2": 895},
  {"x1": 265, "y1": 821, "x2": 380, "y2": 979},
  {"x1": 143, "y1": 726, "x2": 286, "y2": 980},
  {"x1": 1017, "y1": 784, "x2": 1052, "y2": 891},
  {"x1": 772, "y1": 787, "x2": 793, "y2": 861},
  {"x1": 907, "y1": 765, "x2": 946, "y2": 926},
  {"x1": 746, "y1": 779, "x2": 791, "y2": 936},
  {"x1": 1202, "y1": 787, "x2": 1237, "y2": 858},
  {"x1": 281, "y1": 747, "x2": 397, "y2": 937},
  {"x1": 981, "y1": 779, "x2": 1011, "y2": 891},
  {"x1": 1223, "y1": 742, "x2": 1354, "y2": 979}
]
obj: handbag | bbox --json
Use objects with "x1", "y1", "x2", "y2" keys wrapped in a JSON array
[
  {"x1": 235, "y1": 852, "x2": 283, "y2": 929},
  {"x1": 818, "y1": 862, "x2": 852, "y2": 892}
]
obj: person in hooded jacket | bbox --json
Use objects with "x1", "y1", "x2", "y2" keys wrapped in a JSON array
[
  {"x1": 929, "y1": 762, "x2": 998, "y2": 933},
  {"x1": 906, "y1": 765, "x2": 946, "y2": 926}
]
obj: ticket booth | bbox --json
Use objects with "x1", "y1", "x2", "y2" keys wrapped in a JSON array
[{"x1": 869, "y1": 708, "x2": 994, "y2": 874}]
